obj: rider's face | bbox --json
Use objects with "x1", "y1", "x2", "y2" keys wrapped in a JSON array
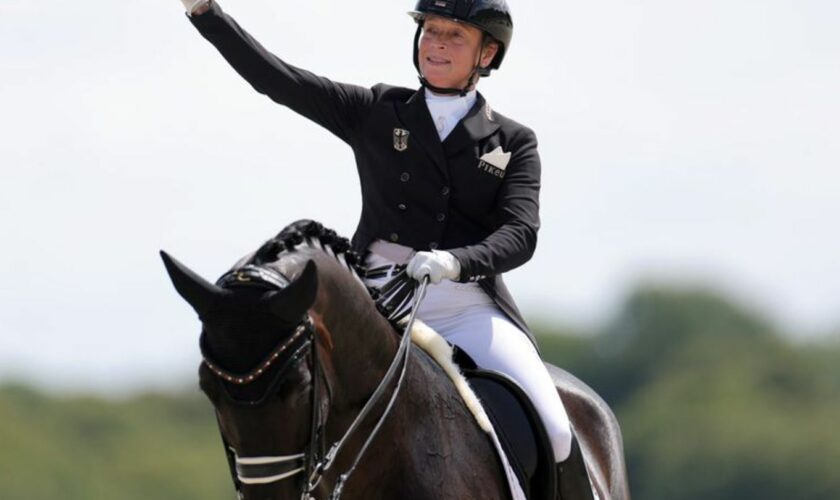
[{"x1": 418, "y1": 15, "x2": 498, "y2": 92}]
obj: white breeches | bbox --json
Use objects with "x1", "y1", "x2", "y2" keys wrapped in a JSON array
[{"x1": 365, "y1": 249, "x2": 573, "y2": 462}]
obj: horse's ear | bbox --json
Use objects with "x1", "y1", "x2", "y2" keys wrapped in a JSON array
[
  {"x1": 160, "y1": 250, "x2": 223, "y2": 317},
  {"x1": 267, "y1": 260, "x2": 319, "y2": 322}
]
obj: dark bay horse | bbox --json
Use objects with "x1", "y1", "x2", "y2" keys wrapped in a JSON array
[{"x1": 161, "y1": 221, "x2": 630, "y2": 500}]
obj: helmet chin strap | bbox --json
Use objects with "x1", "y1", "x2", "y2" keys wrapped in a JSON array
[{"x1": 413, "y1": 23, "x2": 484, "y2": 97}]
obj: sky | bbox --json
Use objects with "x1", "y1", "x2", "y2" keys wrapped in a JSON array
[{"x1": 1, "y1": 0, "x2": 838, "y2": 393}]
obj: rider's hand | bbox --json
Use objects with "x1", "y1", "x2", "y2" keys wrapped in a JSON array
[
  {"x1": 181, "y1": 0, "x2": 210, "y2": 16},
  {"x1": 407, "y1": 251, "x2": 461, "y2": 284}
]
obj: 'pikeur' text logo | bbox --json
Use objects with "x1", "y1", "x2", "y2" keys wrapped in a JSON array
[
  {"x1": 477, "y1": 147, "x2": 511, "y2": 178},
  {"x1": 393, "y1": 128, "x2": 410, "y2": 152},
  {"x1": 478, "y1": 160, "x2": 506, "y2": 178}
]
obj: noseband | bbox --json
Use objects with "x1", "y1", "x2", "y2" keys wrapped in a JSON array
[{"x1": 203, "y1": 264, "x2": 429, "y2": 500}]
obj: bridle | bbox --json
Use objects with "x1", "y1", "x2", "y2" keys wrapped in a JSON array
[{"x1": 203, "y1": 263, "x2": 429, "y2": 500}]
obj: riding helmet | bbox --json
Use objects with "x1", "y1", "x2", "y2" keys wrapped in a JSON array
[{"x1": 409, "y1": 0, "x2": 514, "y2": 76}]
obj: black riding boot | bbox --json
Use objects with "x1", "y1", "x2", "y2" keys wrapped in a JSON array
[{"x1": 556, "y1": 435, "x2": 595, "y2": 500}]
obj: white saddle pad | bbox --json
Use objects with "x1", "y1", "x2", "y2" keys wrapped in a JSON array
[{"x1": 408, "y1": 319, "x2": 527, "y2": 500}]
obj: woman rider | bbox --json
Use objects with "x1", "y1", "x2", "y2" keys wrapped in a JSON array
[{"x1": 180, "y1": 0, "x2": 593, "y2": 497}]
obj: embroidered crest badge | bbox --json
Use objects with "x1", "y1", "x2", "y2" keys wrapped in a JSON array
[{"x1": 393, "y1": 128, "x2": 410, "y2": 152}]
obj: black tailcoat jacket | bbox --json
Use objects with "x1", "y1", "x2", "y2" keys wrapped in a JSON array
[{"x1": 190, "y1": 2, "x2": 542, "y2": 347}]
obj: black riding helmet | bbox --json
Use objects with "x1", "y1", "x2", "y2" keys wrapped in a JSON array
[{"x1": 409, "y1": 0, "x2": 514, "y2": 95}]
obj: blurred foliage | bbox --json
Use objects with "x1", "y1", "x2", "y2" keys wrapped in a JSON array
[
  {"x1": 0, "y1": 386, "x2": 232, "y2": 500},
  {"x1": 1, "y1": 283, "x2": 839, "y2": 499},
  {"x1": 535, "y1": 284, "x2": 840, "y2": 500}
]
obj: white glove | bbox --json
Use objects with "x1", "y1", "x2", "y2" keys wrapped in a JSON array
[
  {"x1": 407, "y1": 251, "x2": 461, "y2": 284},
  {"x1": 181, "y1": 0, "x2": 209, "y2": 15}
]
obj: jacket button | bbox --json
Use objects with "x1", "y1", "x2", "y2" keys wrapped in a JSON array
[
  {"x1": 400, "y1": 172, "x2": 410, "y2": 182},
  {"x1": 436, "y1": 213, "x2": 446, "y2": 222},
  {"x1": 429, "y1": 242, "x2": 439, "y2": 250},
  {"x1": 441, "y1": 186, "x2": 450, "y2": 196},
  {"x1": 390, "y1": 233, "x2": 399, "y2": 242},
  {"x1": 398, "y1": 203, "x2": 407, "y2": 211}
]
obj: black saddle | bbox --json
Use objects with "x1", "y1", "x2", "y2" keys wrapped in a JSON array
[{"x1": 455, "y1": 349, "x2": 557, "y2": 500}]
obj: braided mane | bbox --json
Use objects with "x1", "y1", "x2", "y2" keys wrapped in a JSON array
[
  {"x1": 242, "y1": 220, "x2": 418, "y2": 318},
  {"x1": 243, "y1": 219, "x2": 387, "y2": 295}
]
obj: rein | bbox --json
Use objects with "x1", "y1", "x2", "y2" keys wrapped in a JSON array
[{"x1": 205, "y1": 263, "x2": 430, "y2": 500}]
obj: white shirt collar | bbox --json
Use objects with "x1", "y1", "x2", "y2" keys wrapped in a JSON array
[{"x1": 424, "y1": 88, "x2": 478, "y2": 141}]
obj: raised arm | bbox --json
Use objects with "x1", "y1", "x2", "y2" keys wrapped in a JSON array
[{"x1": 182, "y1": 0, "x2": 375, "y2": 144}]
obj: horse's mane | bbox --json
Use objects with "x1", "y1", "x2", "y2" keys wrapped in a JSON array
[
  {"x1": 242, "y1": 219, "x2": 365, "y2": 279},
  {"x1": 206, "y1": 218, "x2": 417, "y2": 348},
  {"x1": 236, "y1": 220, "x2": 392, "y2": 306}
]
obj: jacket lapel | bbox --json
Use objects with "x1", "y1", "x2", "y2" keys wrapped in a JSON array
[
  {"x1": 443, "y1": 93, "x2": 501, "y2": 157},
  {"x1": 395, "y1": 89, "x2": 448, "y2": 178}
]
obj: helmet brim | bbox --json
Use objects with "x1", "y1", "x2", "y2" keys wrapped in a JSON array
[{"x1": 407, "y1": 11, "x2": 497, "y2": 42}]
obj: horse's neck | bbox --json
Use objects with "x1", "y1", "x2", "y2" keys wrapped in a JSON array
[{"x1": 307, "y1": 251, "x2": 399, "y2": 402}]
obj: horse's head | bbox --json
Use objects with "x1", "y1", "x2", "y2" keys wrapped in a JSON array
[
  {"x1": 160, "y1": 221, "x2": 399, "y2": 499},
  {"x1": 161, "y1": 245, "x2": 325, "y2": 497}
]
